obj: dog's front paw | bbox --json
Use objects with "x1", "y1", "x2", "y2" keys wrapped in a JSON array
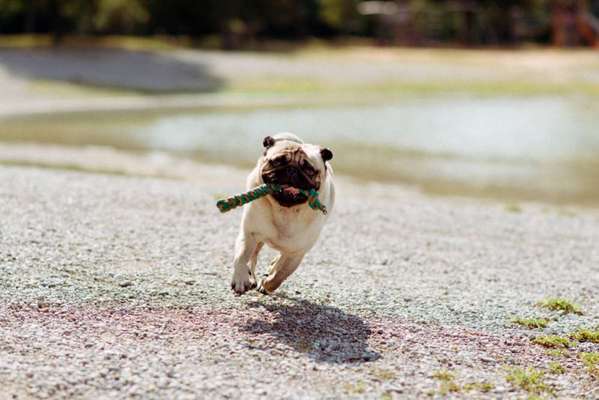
[{"x1": 230, "y1": 270, "x2": 257, "y2": 295}]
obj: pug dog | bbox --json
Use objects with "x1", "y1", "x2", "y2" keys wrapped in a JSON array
[{"x1": 230, "y1": 132, "x2": 335, "y2": 295}]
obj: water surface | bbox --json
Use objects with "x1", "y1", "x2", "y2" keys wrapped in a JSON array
[{"x1": 1, "y1": 95, "x2": 598, "y2": 205}]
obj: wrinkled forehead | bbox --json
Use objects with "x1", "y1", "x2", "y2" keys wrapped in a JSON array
[
  {"x1": 266, "y1": 142, "x2": 323, "y2": 166},
  {"x1": 265, "y1": 141, "x2": 302, "y2": 158}
]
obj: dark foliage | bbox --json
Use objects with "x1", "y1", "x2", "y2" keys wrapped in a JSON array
[{"x1": 0, "y1": 0, "x2": 597, "y2": 46}]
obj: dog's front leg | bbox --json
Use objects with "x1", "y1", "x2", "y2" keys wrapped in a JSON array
[
  {"x1": 258, "y1": 252, "x2": 305, "y2": 294},
  {"x1": 231, "y1": 231, "x2": 258, "y2": 295}
]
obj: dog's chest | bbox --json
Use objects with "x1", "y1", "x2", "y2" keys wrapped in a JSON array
[
  {"x1": 272, "y1": 208, "x2": 309, "y2": 238},
  {"x1": 263, "y1": 206, "x2": 320, "y2": 251}
]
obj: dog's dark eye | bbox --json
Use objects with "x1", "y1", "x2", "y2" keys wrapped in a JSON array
[
  {"x1": 300, "y1": 160, "x2": 317, "y2": 176},
  {"x1": 270, "y1": 156, "x2": 286, "y2": 167}
]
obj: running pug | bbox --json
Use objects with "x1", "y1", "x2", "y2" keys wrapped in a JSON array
[{"x1": 231, "y1": 132, "x2": 335, "y2": 295}]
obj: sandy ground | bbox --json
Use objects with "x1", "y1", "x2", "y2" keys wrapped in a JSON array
[{"x1": 1, "y1": 145, "x2": 598, "y2": 399}]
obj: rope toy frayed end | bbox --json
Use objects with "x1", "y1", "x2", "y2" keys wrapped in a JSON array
[{"x1": 216, "y1": 183, "x2": 327, "y2": 214}]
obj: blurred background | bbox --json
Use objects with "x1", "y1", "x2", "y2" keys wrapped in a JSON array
[{"x1": 0, "y1": 0, "x2": 598, "y2": 205}]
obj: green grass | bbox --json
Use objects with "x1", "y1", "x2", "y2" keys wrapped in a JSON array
[
  {"x1": 505, "y1": 367, "x2": 553, "y2": 396},
  {"x1": 532, "y1": 335, "x2": 572, "y2": 349},
  {"x1": 538, "y1": 298, "x2": 583, "y2": 315},
  {"x1": 570, "y1": 328, "x2": 599, "y2": 343},
  {"x1": 548, "y1": 361, "x2": 565, "y2": 375},
  {"x1": 512, "y1": 317, "x2": 550, "y2": 329},
  {"x1": 580, "y1": 352, "x2": 599, "y2": 377}
]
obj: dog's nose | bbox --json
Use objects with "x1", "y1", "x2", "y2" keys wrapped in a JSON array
[{"x1": 286, "y1": 167, "x2": 298, "y2": 179}]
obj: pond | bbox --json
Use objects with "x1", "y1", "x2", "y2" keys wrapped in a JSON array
[{"x1": 1, "y1": 95, "x2": 598, "y2": 206}]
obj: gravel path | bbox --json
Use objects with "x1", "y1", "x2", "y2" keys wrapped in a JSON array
[{"x1": 1, "y1": 161, "x2": 598, "y2": 399}]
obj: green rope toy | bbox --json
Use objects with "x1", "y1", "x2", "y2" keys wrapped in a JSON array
[{"x1": 216, "y1": 183, "x2": 327, "y2": 214}]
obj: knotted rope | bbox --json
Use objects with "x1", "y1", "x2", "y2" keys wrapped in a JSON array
[{"x1": 216, "y1": 183, "x2": 327, "y2": 214}]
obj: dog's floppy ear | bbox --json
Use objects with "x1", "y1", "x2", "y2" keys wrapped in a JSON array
[
  {"x1": 320, "y1": 148, "x2": 333, "y2": 162},
  {"x1": 263, "y1": 136, "x2": 275, "y2": 149}
]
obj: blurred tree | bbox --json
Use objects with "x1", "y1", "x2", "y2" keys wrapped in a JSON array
[
  {"x1": 61, "y1": 0, "x2": 98, "y2": 34},
  {"x1": 94, "y1": 0, "x2": 149, "y2": 34},
  {"x1": 320, "y1": 0, "x2": 364, "y2": 33},
  {"x1": 408, "y1": 0, "x2": 464, "y2": 44},
  {"x1": 0, "y1": 0, "x2": 26, "y2": 33},
  {"x1": 146, "y1": 0, "x2": 219, "y2": 35}
]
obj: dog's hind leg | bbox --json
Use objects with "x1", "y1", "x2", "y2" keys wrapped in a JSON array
[
  {"x1": 266, "y1": 254, "x2": 280, "y2": 275},
  {"x1": 258, "y1": 252, "x2": 304, "y2": 294},
  {"x1": 258, "y1": 254, "x2": 280, "y2": 281}
]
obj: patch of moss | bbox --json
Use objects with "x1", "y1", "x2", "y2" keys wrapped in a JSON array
[
  {"x1": 343, "y1": 380, "x2": 366, "y2": 395},
  {"x1": 432, "y1": 370, "x2": 460, "y2": 395},
  {"x1": 505, "y1": 367, "x2": 553, "y2": 396},
  {"x1": 532, "y1": 335, "x2": 572, "y2": 349},
  {"x1": 432, "y1": 370, "x2": 455, "y2": 381},
  {"x1": 512, "y1": 317, "x2": 550, "y2": 329},
  {"x1": 570, "y1": 328, "x2": 599, "y2": 343},
  {"x1": 439, "y1": 380, "x2": 461, "y2": 395},
  {"x1": 580, "y1": 352, "x2": 599, "y2": 377},
  {"x1": 463, "y1": 381, "x2": 495, "y2": 393},
  {"x1": 548, "y1": 361, "x2": 565, "y2": 375},
  {"x1": 538, "y1": 298, "x2": 583, "y2": 315}
]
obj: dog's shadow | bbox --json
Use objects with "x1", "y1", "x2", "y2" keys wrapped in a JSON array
[{"x1": 242, "y1": 295, "x2": 380, "y2": 364}]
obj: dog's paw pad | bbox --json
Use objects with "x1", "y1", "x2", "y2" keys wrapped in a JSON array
[{"x1": 231, "y1": 274, "x2": 256, "y2": 295}]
